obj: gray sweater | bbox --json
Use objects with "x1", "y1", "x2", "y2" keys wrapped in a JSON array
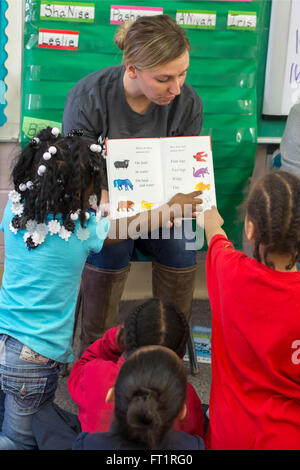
[
  {"x1": 62, "y1": 65, "x2": 203, "y2": 189},
  {"x1": 280, "y1": 102, "x2": 300, "y2": 176}
]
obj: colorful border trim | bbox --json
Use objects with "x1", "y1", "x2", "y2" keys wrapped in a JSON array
[{"x1": 0, "y1": 0, "x2": 8, "y2": 127}]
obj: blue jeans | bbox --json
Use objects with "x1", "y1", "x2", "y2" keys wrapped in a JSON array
[
  {"x1": 87, "y1": 221, "x2": 197, "y2": 269},
  {"x1": 0, "y1": 335, "x2": 61, "y2": 450}
]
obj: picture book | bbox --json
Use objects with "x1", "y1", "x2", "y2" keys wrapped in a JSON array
[
  {"x1": 105, "y1": 136, "x2": 216, "y2": 218},
  {"x1": 184, "y1": 326, "x2": 212, "y2": 364}
]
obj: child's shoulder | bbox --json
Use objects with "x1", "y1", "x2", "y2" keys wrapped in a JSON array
[
  {"x1": 207, "y1": 233, "x2": 249, "y2": 271},
  {"x1": 168, "y1": 430, "x2": 206, "y2": 450},
  {"x1": 209, "y1": 233, "x2": 236, "y2": 254}
]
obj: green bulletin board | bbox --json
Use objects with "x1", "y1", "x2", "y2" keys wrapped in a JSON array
[{"x1": 22, "y1": 0, "x2": 271, "y2": 248}]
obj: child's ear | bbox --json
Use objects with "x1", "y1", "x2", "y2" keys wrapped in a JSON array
[
  {"x1": 126, "y1": 64, "x2": 138, "y2": 79},
  {"x1": 177, "y1": 403, "x2": 187, "y2": 421},
  {"x1": 105, "y1": 387, "x2": 115, "y2": 403},
  {"x1": 244, "y1": 217, "x2": 256, "y2": 243}
]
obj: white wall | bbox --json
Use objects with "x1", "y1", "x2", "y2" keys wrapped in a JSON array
[
  {"x1": 0, "y1": 0, "x2": 23, "y2": 141},
  {"x1": 263, "y1": 0, "x2": 300, "y2": 116}
]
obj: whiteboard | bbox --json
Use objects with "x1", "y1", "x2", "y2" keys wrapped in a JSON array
[{"x1": 263, "y1": 0, "x2": 300, "y2": 116}]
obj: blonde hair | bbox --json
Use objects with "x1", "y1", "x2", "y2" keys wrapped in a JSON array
[{"x1": 114, "y1": 15, "x2": 191, "y2": 70}]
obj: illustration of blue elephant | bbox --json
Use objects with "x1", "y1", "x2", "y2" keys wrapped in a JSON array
[{"x1": 113, "y1": 178, "x2": 134, "y2": 191}]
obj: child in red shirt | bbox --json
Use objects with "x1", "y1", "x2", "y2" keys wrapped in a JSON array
[
  {"x1": 73, "y1": 346, "x2": 205, "y2": 450},
  {"x1": 68, "y1": 298, "x2": 205, "y2": 438},
  {"x1": 203, "y1": 171, "x2": 300, "y2": 450}
]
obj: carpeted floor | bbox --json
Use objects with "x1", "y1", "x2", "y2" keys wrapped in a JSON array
[{"x1": 54, "y1": 299, "x2": 212, "y2": 415}]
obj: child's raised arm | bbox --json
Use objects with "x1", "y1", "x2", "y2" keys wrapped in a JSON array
[{"x1": 203, "y1": 206, "x2": 227, "y2": 245}]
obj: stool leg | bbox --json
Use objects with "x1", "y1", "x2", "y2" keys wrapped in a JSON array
[{"x1": 187, "y1": 323, "x2": 199, "y2": 375}]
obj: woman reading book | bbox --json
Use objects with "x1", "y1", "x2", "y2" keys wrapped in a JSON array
[{"x1": 62, "y1": 14, "x2": 203, "y2": 358}]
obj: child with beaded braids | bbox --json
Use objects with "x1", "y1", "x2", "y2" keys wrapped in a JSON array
[
  {"x1": 68, "y1": 298, "x2": 205, "y2": 439},
  {"x1": 203, "y1": 171, "x2": 300, "y2": 450},
  {"x1": 0, "y1": 128, "x2": 201, "y2": 450},
  {"x1": 73, "y1": 346, "x2": 205, "y2": 450},
  {"x1": 0, "y1": 127, "x2": 109, "y2": 451}
]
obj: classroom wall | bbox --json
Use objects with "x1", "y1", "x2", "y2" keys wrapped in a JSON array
[
  {"x1": 0, "y1": 0, "x2": 23, "y2": 268},
  {"x1": 0, "y1": 1, "x2": 23, "y2": 141}
]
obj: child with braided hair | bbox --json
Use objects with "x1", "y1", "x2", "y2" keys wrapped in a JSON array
[
  {"x1": 68, "y1": 298, "x2": 205, "y2": 439},
  {"x1": 73, "y1": 345, "x2": 205, "y2": 450},
  {"x1": 0, "y1": 127, "x2": 202, "y2": 450},
  {"x1": 203, "y1": 171, "x2": 300, "y2": 450}
]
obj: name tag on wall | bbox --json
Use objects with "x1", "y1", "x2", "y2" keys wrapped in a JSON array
[
  {"x1": 40, "y1": 2, "x2": 95, "y2": 22},
  {"x1": 38, "y1": 29, "x2": 79, "y2": 50},
  {"x1": 227, "y1": 11, "x2": 257, "y2": 30},
  {"x1": 176, "y1": 10, "x2": 217, "y2": 29},
  {"x1": 110, "y1": 5, "x2": 163, "y2": 24}
]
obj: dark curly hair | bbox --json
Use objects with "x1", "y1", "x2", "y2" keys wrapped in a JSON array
[
  {"x1": 123, "y1": 297, "x2": 189, "y2": 359},
  {"x1": 245, "y1": 171, "x2": 300, "y2": 269},
  {"x1": 10, "y1": 127, "x2": 106, "y2": 235}
]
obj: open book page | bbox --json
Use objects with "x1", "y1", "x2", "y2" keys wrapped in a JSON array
[
  {"x1": 106, "y1": 138, "x2": 165, "y2": 219},
  {"x1": 160, "y1": 136, "x2": 216, "y2": 211}
]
